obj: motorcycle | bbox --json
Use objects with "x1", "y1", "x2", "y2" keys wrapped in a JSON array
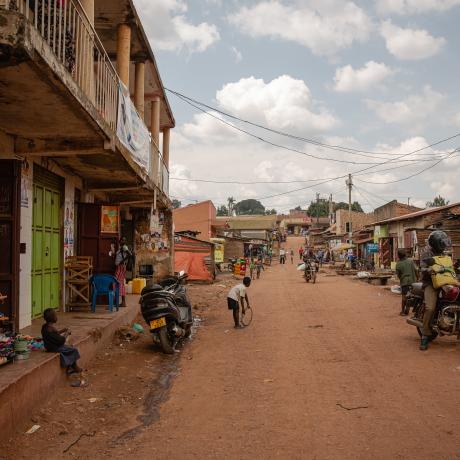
[
  {"x1": 406, "y1": 282, "x2": 460, "y2": 340},
  {"x1": 303, "y1": 259, "x2": 318, "y2": 283},
  {"x1": 140, "y1": 271, "x2": 193, "y2": 354},
  {"x1": 227, "y1": 257, "x2": 237, "y2": 273}
]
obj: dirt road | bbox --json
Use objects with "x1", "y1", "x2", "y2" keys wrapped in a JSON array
[{"x1": 4, "y1": 236, "x2": 460, "y2": 459}]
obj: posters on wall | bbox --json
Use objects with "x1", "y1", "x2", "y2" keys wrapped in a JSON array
[
  {"x1": 64, "y1": 199, "x2": 74, "y2": 259},
  {"x1": 101, "y1": 205, "x2": 120, "y2": 234},
  {"x1": 20, "y1": 160, "x2": 31, "y2": 208},
  {"x1": 117, "y1": 82, "x2": 151, "y2": 175}
]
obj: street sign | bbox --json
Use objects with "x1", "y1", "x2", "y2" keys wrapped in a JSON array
[{"x1": 367, "y1": 243, "x2": 379, "y2": 253}]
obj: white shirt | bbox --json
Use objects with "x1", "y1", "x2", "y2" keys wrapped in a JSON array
[
  {"x1": 280, "y1": 249, "x2": 286, "y2": 256},
  {"x1": 228, "y1": 284, "x2": 246, "y2": 301}
]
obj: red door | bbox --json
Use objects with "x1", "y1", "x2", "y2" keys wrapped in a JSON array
[
  {"x1": 0, "y1": 161, "x2": 20, "y2": 329},
  {"x1": 78, "y1": 204, "x2": 118, "y2": 274}
]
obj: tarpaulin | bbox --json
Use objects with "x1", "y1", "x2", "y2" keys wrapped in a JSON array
[{"x1": 175, "y1": 252, "x2": 212, "y2": 282}]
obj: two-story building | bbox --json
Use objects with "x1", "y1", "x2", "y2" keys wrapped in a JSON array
[{"x1": 0, "y1": 0, "x2": 174, "y2": 330}]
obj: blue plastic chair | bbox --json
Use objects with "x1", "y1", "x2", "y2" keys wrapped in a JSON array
[{"x1": 90, "y1": 274, "x2": 120, "y2": 313}]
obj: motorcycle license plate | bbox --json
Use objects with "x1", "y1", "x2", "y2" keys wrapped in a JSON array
[{"x1": 150, "y1": 317, "x2": 166, "y2": 330}]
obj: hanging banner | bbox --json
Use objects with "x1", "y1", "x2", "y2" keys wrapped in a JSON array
[
  {"x1": 117, "y1": 81, "x2": 150, "y2": 174},
  {"x1": 101, "y1": 205, "x2": 120, "y2": 234}
]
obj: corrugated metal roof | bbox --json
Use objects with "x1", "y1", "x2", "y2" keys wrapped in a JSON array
[{"x1": 368, "y1": 202, "x2": 460, "y2": 226}]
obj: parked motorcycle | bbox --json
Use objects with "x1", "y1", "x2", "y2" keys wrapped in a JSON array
[
  {"x1": 140, "y1": 271, "x2": 193, "y2": 354},
  {"x1": 406, "y1": 282, "x2": 460, "y2": 340},
  {"x1": 227, "y1": 257, "x2": 237, "y2": 273}
]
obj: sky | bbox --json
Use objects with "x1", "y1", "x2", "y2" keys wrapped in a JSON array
[{"x1": 133, "y1": 0, "x2": 460, "y2": 213}]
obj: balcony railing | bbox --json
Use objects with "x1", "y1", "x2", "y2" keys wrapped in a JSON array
[
  {"x1": 12, "y1": 0, "x2": 118, "y2": 130},
  {"x1": 2, "y1": 0, "x2": 169, "y2": 197}
]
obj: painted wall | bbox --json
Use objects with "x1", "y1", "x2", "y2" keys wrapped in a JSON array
[{"x1": 173, "y1": 201, "x2": 216, "y2": 242}]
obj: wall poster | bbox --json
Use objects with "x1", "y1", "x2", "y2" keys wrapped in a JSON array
[{"x1": 101, "y1": 205, "x2": 120, "y2": 234}]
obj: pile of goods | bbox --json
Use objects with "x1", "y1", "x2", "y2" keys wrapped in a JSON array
[{"x1": 0, "y1": 333, "x2": 44, "y2": 367}]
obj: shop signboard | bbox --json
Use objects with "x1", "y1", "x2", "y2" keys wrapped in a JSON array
[
  {"x1": 210, "y1": 238, "x2": 225, "y2": 263},
  {"x1": 117, "y1": 82, "x2": 150, "y2": 174},
  {"x1": 101, "y1": 205, "x2": 120, "y2": 234},
  {"x1": 366, "y1": 243, "x2": 379, "y2": 253}
]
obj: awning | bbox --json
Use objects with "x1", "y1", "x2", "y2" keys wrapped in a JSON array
[{"x1": 332, "y1": 243, "x2": 356, "y2": 252}]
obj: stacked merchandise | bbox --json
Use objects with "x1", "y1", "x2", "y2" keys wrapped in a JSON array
[
  {"x1": 0, "y1": 334, "x2": 15, "y2": 367},
  {"x1": 0, "y1": 334, "x2": 44, "y2": 367}
]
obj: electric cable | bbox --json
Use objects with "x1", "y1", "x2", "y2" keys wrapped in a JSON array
[
  {"x1": 169, "y1": 90, "x2": 455, "y2": 166},
  {"x1": 166, "y1": 88, "x2": 460, "y2": 160}
]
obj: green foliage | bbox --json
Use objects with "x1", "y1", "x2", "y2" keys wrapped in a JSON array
[
  {"x1": 265, "y1": 208, "x2": 277, "y2": 215},
  {"x1": 426, "y1": 195, "x2": 450, "y2": 208},
  {"x1": 216, "y1": 205, "x2": 228, "y2": 216},
  {"x1": 293, "y1": 206, "x2": 302, "y2": 211},
  {"x1": 234, "y1": 199, "x2": 266, "y2": 215},
  {"x1": 307, "y1": 200, "x2": 329, "y2": 217},
  {"x1": 334, "y1": 201, "x2": 364, "y2": 212},
  {"x1": 172, "y1": 199, "x2": 181, "y2": 209}
]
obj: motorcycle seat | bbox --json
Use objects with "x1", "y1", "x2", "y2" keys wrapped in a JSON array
[
  {"x1": 140, "y1": 284, "x2": 163, "y2": 296},
  {"x1": 411, "y1": 282, "x2": 424, "y2": 296}
]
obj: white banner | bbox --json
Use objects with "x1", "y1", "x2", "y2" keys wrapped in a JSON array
[{"x1": 117, "y1": 82, "x2": 150, "y2": 173}]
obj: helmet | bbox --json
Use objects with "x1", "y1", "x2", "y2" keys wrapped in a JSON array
[{"x1": 428, "y1": 230, "x2": 451, "y2": 254}]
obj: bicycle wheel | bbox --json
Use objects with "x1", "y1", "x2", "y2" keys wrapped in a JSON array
[{"x1": 241, "y1": 306, "x2": 253, "y2": 327}]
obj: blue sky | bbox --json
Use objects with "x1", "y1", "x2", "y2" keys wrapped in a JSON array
[{"x1": 134, "y1": 0, "x2": 460, "y2": 212}]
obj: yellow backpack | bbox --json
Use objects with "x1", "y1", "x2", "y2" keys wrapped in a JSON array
[{"x1": 431, "y1": 255, "x2": 457, "y2": 289}]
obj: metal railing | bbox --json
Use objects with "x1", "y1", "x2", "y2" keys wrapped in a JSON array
[{"x1": 11, "y1": 0, "x2": 118, "y2": 130}]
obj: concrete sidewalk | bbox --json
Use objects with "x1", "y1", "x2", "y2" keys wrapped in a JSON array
[{"x1": 0, "y1": 295, "x2": 140, "y2": 439}]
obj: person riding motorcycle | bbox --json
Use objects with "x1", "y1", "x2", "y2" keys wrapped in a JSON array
[{"x1": 419, "y1": 230, "x2": 452, "y2": 351}]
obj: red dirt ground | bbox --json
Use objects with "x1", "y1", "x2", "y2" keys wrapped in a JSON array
[{"x1": 2, "y1": 237, "x2": 460, "y2": 459}]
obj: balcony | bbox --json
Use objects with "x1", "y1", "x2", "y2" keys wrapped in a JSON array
[{"x1": 0, "y1": 0, "x2": 171, "y2": 202}]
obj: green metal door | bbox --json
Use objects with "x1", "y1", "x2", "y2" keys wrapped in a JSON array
[{"x1": 32, "y1": 184, "x2": 61, "y2": 318}]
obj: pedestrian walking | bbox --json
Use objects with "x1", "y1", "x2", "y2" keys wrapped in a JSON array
[
  {"x1": 256, "y1": 258, "x2": 264, "y2": 279},
  {"x1": 279, "y1": 248, "x2": 286, "y2": 264},
  {"x1": 115, "y1": 236, "x2": 132, "y2": 307},
  {"x1": 299, "y1": 246, "x2": 304, "y2": 260},
  {"x1": 227, "y1": 277, "x2": 251, "y2": 328},
  {"x1": 290, "y1": 249, "x2": 294, "y2": 264},
  {"x1": 249, "y1": 259, "x2": 256, "y2": 280},
  {"x1": 396, "y1": 249, "x2": 417, "y2": 316}
]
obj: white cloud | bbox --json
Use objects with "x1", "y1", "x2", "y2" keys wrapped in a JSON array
[
  {"x1": 133, "y1": 0, "x2": 220, "y2": 53},
  {"x1": 169, "y1": 164, "x2": 198, "y2": 198},
  {"x1": 366, "y1": 86, "x2": 444, "y2": 125},
  {"x1": 380, "y1": 20, "x2": 445, "y2": 60},
  {"x1": 453, "y1": 113, "x2": 460, "y2": 127},
  {"x1": 333, "y1": 61, "x2": 394, "y2": 92},
  {"x1": 230, "y1": 46, "x2": 243, "y2": 63},
  {"x1": 228, "y1": 1, "x2": 373, "y2": 57},
  {"x1": 376, "y1": 0, "x2": 460, "y2": 15},
  {"x1": 215, "y1": 75, "x2": 339, "y2": 134}
]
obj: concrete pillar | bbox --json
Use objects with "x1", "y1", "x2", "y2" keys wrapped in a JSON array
[
  {"x1": 134, "y1": 61, "x2": 145, "y2": 120},
  {"x1": 80, "y1": 0, "x2": 94, "y2": 26},
  {"x1": 149, "y1": 96, "x2": 161, "y2": 180},
  {"x1": 117, "y1": 24, "x2": 131, "y2": 87},
  {"x1": 162, "y1": 128, "x2": 170, "y2": 169},
  {"x1": 151, "y1": 96, "x2": 161, "y2": 148}
]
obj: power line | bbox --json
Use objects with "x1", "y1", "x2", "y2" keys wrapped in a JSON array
[
  {"x1": 166, "y1": 88, "x2": 459, "y2": 160},
  {"x1": 168, "y1": 90, "x2": 457, "y2": 167}
]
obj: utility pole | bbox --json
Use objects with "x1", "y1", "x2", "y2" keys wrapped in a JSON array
[
  {"x1": 316, "y1": 192, "x2": 320, "y2": 225},
  {"x1": 346, "y1": 174, "x2": 353, "y2": 244},
  {"x1": 407, "y1": 197, "x2": 411, "y2": 206},
  {"x1": 329, "y1": 194, "x2": 333, "y2": 224}
]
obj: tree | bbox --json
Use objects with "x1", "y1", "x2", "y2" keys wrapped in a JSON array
[
  {"x1": 172, "y1": 199, "x2": 181, "y2": 209},
  {"x1": 216, "y1": 205, "x2": 228, "y2": 216},
  {"x1": 294, "y1": 206, "x2": 302, "y2": 211},
  {"x1": 426, "y1": 195, "x2": 449, "y2": 208},
  {"x1": 265, "y1": 208, "x2": 277, "y2": 215},
  {"x1": 307, "y1": 200, "x2": 329, "y2": 217},
  {"x1": 227, "y1": 197, "x2": 236, "y2": 216},
  {"x1": 334, "y1": 201, "x2": 364, "y2": 213},
  {"x1": 234, "y1": 199, "x2": 265, "y2": 215}
]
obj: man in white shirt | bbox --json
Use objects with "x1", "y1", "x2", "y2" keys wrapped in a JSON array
[
  {"x1": 227, "y1": 277, "x2": 251, "y2": 328},
  {"x1": 279, "y1": 248, "x2": 286, "y2": 264}
]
